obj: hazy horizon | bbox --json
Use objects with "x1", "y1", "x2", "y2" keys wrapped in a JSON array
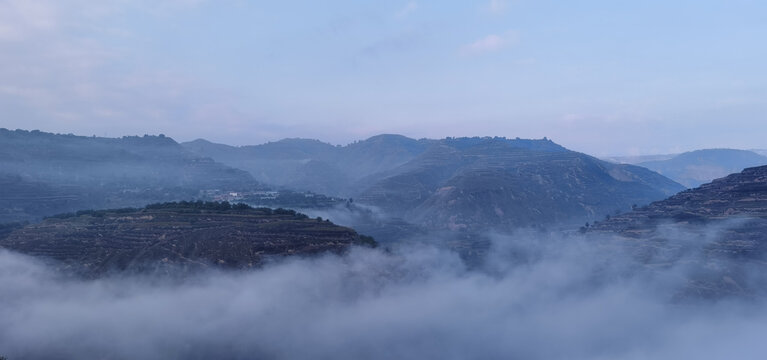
[
  {"x1": 5, "y1": 126, "x2": 767, "y2": 158},
  {"x1": 1, "y1": 0, "x2": 765, "y2": 156}
]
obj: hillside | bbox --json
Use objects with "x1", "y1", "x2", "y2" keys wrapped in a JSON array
[
  {"x1": 0, "y1": 129, "x2": 257, "y2": 222},
  {"x1": 356, "y1": 137, "x2": 684, "y2": 231},
  {"x1": 637, "y1": 149, "x2": 767, "y2": 188},
  {"x1": 182, "y1": 134, "x2": 434, "y2": 196},
  {"x1": 589, "y1": 165, "x2": 767, "y2": 298},
  {"x1": 0, "y1": 201, "x2": 375, "y2": 277}
]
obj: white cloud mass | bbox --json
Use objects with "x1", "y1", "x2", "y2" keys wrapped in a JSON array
[{"x1": 2, "y1": 228, "x2": 767, "y2": 359}]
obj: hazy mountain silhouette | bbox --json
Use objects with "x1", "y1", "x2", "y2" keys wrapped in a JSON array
[
  {"x1": 637, "y1": 149, "x2": 767, "y2": 188},
  {"x1": 184, "y1": 134, "x2": 684, "y2": 231},
  {"x1": 0, "y1": 128, "x2": 257, "y2": 222},
  {"x1": 182, "y1": 134, "x2": 433, "y2": 196}
]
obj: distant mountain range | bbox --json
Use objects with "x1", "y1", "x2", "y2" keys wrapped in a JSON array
[
  {"x1": 4, "y1": 127, "x2": 766, "y2": 292},
  {"x1": 2, "y1": 129, "x2": 687, "y2": 234},
  {"x1": 605, "y1": 149, "x2": 767, "y2": 188},
  {"x1": 182, "y1": 134, "x2": 433, "y2": 196},
  {"x1": 0, "y1": 128, "x2": 257, "y2": 222},
  {"x1": 590, "y1": 165, "x2": 767, "y2": 298},
  {"x1": 185, "y1": 135, "x2": 685, "y2": 231},
  {"x1": 637, "y1": 149, "x2": 767, "y2": 188},
  {"x1": 603, "y1": 154, "x2": 678, "y2": 164},
  {"x1": 0, "y1": 201, "x2": 374, "y2": 277}
]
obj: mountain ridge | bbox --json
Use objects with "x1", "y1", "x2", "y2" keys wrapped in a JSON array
[
  {"x1": 357, "y1": 139, "x2": 684, "y2": 231},
  {"x1": 637, "y1": 148, "x2": 767, "y2": 188},
  {"x1": 0, "y1": 128, "x2": 258, "y2": 223}
]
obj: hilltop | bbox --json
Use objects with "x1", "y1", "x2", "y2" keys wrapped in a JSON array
[
  {"x1": 0, "y1": 201, "x2": 375, "y2": 277},
  {"x1": 355, "y1": 137, "x2": 684, "y2": 231}
]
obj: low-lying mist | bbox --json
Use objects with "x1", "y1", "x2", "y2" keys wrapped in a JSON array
[{"x1": 2, "y1": 228, "x2": 767, "y2": 360}]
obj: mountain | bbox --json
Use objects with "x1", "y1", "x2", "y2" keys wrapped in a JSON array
[
  {"x1": 589, "y1": 165, "x2": 767, "y2": 298},
  {"x1": 0, "y1": 201, "x2": 375, "y2": 277},
  {"x1": 637, "y1": 149, "x2": 767, "y2": 188},
  {"x1": 0, "y1": 128, "x2": 257, "y2": 223},
  {"x1": 182, "y1": 134, "x2": 434, "y2": 196},
  {"x1": 356, "y1": 137, "x2": 684, "y2": 231},
  {"x1": 603, "y1": 153, "x2": 678, "y2": 164}
]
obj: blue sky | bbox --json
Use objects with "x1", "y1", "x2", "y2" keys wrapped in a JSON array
[{"x1": 0, "y1": 0, "x2": 765, "y2": 155}]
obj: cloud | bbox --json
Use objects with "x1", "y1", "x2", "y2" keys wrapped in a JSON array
[
  {"x1": 461, "y1": 30, "x2": 519, "y2": 55},
  {"x1": 0, "y1": 0, "x2": 260, "y2": 142},
  {"x1": 0, "y1": 0, "x2": 58, "y2": 41},
  {"x1": 486, "y1": 0, "x2": 508, "y2": 14},
  {"x1": 2, "y1": 225, "x2": 767, "y2": 359},
  {"x1": 396, "y1": 1, "x2": 418, "y2": 18}
]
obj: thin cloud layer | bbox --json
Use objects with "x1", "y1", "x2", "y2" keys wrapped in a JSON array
[
  {"x1": 461, "y1": 30, "x2": 519, "y2": 55},
  {"x1": 396, "y1": 1, "x2": 418, "y2": 18},
  {"x1": 486, "y1": 0, "x2": 508, "y2": 14}
]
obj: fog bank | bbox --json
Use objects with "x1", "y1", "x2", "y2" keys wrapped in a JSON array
[{"x1": 1, "y1": 230, "x2": 767, "y2": 359}]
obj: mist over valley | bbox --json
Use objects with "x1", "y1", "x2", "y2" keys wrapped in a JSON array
[{"x1": 2, "y1": 1, "x2": 767, "y2": 358}]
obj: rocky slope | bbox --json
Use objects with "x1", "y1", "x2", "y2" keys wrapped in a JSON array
[
  {"x1": 0, "y1": 202, "x2": 375, "y2": 277},
  {"x1": 589, "y1": 165, "x2": 767, "y2": 298},
  {"x1": 356, "y1": 137, "x2": 684, "y2": 231}
]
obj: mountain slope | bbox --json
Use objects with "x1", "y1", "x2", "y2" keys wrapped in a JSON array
[
  {"x1": 356, "y1": 137, "x2": 684, "y2": 231},
  {"x1": 0, "y1": 202, "x2": 375, "y2": 277},
  {"x1": 0, "y1": 128, "x2": 256, "y2": 222},
  {"x1": 637, "y1": 149, "x2": 767, "y2": 188},
  {"x1": 589, "y1": 165, "x2": 767, "y2": 298},
  {"x1": 591, "y1": 165, "x2": 767, "y2": 232},
  {"x1": 182, "y1": 135, "x2": 434, "y2": 196}
]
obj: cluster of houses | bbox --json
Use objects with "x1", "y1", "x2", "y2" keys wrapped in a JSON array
[{"x1": 200, "y1": 190, "x2": 280, "y2": 203}]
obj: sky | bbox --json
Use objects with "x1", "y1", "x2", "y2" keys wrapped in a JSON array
[{"x1": 0, "y1": 0, "x2": 765, "y2": 156}]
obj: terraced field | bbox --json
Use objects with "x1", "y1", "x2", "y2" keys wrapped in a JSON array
[
  {"x1": 589, "y1": 165, "x2": 767, "y2": 298},
  {"x1": 0, "y1": 202, "x2": 375, "y2": 277}
]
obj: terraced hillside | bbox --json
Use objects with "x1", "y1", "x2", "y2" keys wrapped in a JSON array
[
  {"x1": 589, "y1": 165, "x2": 767, "y2": 298},
  {"x1": 0, "y1": 202, "x2": 375, "y2": 277},
  {"x1": 590, "y1": 165, "x2": 767, "y2": 233}
]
